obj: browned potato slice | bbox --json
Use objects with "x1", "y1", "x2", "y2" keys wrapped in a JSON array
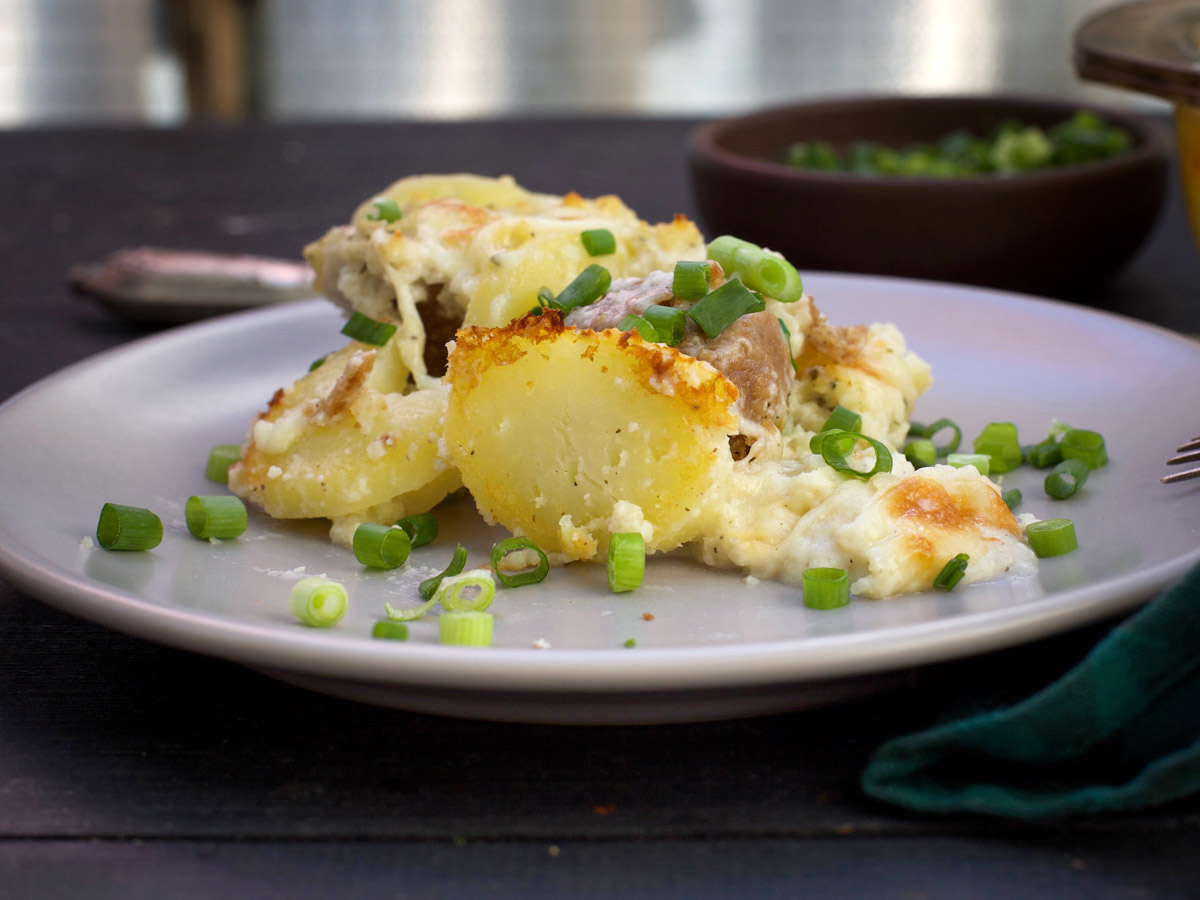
[
  {"x1": 229, "y1": 341, "x2": 456, "y2": 520},
  {"x1": 443, "y1": 313, "x2": 740, "y2": 560}
]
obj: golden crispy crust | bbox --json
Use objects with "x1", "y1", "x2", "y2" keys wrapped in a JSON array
[{"x1": 448, "y1": 309, "x2": 741, "y2": 428}]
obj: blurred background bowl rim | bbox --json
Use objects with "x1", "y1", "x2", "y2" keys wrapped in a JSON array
[{"x1": 687, "y1": 93, "x2": 1171, "y2": 191}]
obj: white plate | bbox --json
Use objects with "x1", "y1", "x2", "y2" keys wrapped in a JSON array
[{"x1": 2, "y1": 274, "x2": 1198, "y2": 724}]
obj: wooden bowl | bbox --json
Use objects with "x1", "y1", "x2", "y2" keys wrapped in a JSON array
[{"x1": 686, "y1": 95, "x2": 1170, "y2": 297}]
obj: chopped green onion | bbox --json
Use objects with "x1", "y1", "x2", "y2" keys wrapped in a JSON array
[
  {"x1": 439, "y1": 610, "x2": 494, "y2": 647},
  {"x1": 973, "y1": 422, "x2": 1022, "y2": 474},
  {"x1": 418, "y1": 543, "x2": 468, "y2": 600},
  {"x1": 907, "y1": 421, "x2": 929, "y2": 438},
  {"x1": 384, "y1": 596, "x2": 438, "y2": 622},
  {"x1": 371, "y1": 620, "x2": 410, "y2": 641},
  {"x1": 820, "y1": 431, "x2": 893, "y2": 480},
  {"x1": 352, "y1": 522, "x2": 412, "y2": 569},
  {"x1": 707, "y1": 235, "x2": 803, "y2": 302},
  {"x1": 607, "y1": 533, "x2": 646, "y2": 593},
  {"x1": 537, "y1": 286, "x2": 556, "y2": 308},
  {"x1": 1002, "y1": 488, "x2": 1022, "y2": 509},
  {"x1": 946, "y1": 453, "x2": 990, "y2": 475},
  {"x1": 1027, "y1": 438, "x2": 1063, "y2": 469},
  {"x1": 706, "y1": 235, "x2": 756, "y2": 275},
  {"x1": 490, "y1": 537, "x2": 550, "y2": 588},
  {"x1": 205, "y1": 444, "x2": 241, "y2": 483},
  {"x1": 926, "y1": 418, "x2": 962, "y2": 455},
  {"x1": 686, "y1": 279, "x2": 766, "y2": 338},
  {"x1": 341, "y1": 311, "x2": 397, "y2": 346},
  {"x1": 619, "y1": 313, "x2": 659, "y2": 342},
  {"x1": 395, "y1": 512, "x2": 438, "y2": 547},
  {"x1": 185, "y1": 495, "x2": 248, "y2": 540},
  {"x1": 367, "y1": 198, "x2": 402, "y2": 223},
  {"x1": 308, "y1": 355, "x2": 327, "y2": 372},
  {"x1": 731, "y1": 245, "x2": 804, "y2": 302},
  {"x1": 95, "y1": 503, "x2": 163, "y2": 551},
  {"x1": 581, "y1": 228, "x2": 616, "y2": 256},
  {"x1": 643, "y1": 304, "x2": 686, "y2": 345},
  {"x1": 933, "y1": 553, "x2": 969, "y2": 591},
  {"x1": 550, "y1": 264, "x2": 611, "y2": 315},
  {"x1": 672, "y1": 260, "x2": 712, "y2": 299},
  {"x1": 435, "y1": 568, "x2": 496, "y2": 612},
  {"x1": 821, "y1": 405, "x2": 862, "y2": 434},
  {"x1": 809, "y1": 428, "x2": 844, "y2": 455},
  {"x1": 803, "y1": 567, "x2": 850, "y2": 610},
  {"x1": 778, "y1": 318, "x2": 796, "y2": 371},
  {"x1": 289, "y1": 577, "x2": 348, "y2": 627},
  {"x1": 1045, "y1": 459, "x2": 1088, "y2": 499},
  {"x1": 623, "y1": 637, "x2": 637, "y2": 648},
  {"x1": 1026, "y1": 518, "x2": 1078, "y2": 557},
  {"x1": 1061, "y1": 429, "x2": 1108, "y2": 469},
  {"x1": 905, "y1": 438, "x2": 937, "y2": 469}
]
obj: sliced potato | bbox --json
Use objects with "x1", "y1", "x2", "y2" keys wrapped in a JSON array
[
  {"x1": 443, "y1": 313, "x2": 740, "y2": 560},
  {"x1": 229, "y1": 341, "x2": 453, "y2": 520}
]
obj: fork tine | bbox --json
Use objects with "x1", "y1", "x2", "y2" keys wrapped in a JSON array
[
  {"x1": 1163, "y1": 466, "x2": 1200, "y2": 484},
  {"x1": 1168, "y1": 449, "x2": 1200, "y2": 465},
  {"x1": 1178, "y1": 436, "x2": 1200, "y2": 453}
]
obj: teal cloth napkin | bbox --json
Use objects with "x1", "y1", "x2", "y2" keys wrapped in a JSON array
[{"x1": 862, "y1": 563, "x2": 1200, "y2": 818}]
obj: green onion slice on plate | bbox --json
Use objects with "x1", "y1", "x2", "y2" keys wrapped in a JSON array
[
  {"x1": 185, "y1": 495, "x2": 248, "y2": 540},
  {"x1": 435, "y1": 569, "x2": 496, "y2": 612},
  {"x1": 352, "y1": 522, "x2": 412, "y2": 569},
  {"x1": 205, "y1": 444, "x2": 241, "y2": 484},
  {"x1": 904, "y1": 439, "x2": 937, "y2": 469},
  {"x1": 490, "y1": 537, "x2": 550, "y2": 588},
  {"x1": 607, "y1": 532, "x2": 646, "y2": 593},
  {"x1": 439, "y1": 610, "x2": 494, "y2": 647},
  {"x1": 395, "y1": 512, "x2": 438, "y2": 548},
  {"x1": 946, "y1": 453, "x2": 990, "y2": 476},
  {"x1": 289, "y1": 577, "x2": 348, "y2": 627},
  {"x1": 95, "y1": 503, "x2": 163, "y2": 551},
  {"x1": 417, "y1": 543, "x2": 468, "y2": 601},
  {"x1": 926, "y1": 418, "x2": 962, "y2": 455},
  {"x1": 1045, "y1": 459, "x2": 1088, "y2": 499},
  {"x1": 1061, "y1": 429, "x2": 1107, "y2": 469},
  {"x1": 1026, "y1": 518, "x2": 1078, "y2": 557},
  {"x1": 371, "y1": 620, "x2": 410, "y2": 641},
  {"x1": 802, "y1": 567, "x2": 850, "y2": 610}
]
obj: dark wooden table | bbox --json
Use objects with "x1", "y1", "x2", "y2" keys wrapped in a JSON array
[{"x1": 2, "y1": 119, "x2": 1199, "y2": 899}]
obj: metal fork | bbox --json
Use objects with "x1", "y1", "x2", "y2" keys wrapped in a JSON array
[{"x1": 1163, "y1": 436, "x2": 1200, "y2": 483}]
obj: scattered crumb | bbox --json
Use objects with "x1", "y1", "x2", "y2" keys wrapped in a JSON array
[
  {"x1": 743, "y1": 574, "x2": 761, "y2": 585},
  {"x1": 79, "y1": 536, "x2": 94, "y2": 550},
  {"x1": 600, "y1": 610, "x2": 612, "y2": 616},
  {"x1": 641, "y1": 612, "x2": 655, "y2": 621},
  {"x1": 533, "y1": 638, "x2": 551, "y2": 650},
  {"x1": 548, "y1": 845, "x2": 561, "y2": 857},
  {"x1": 1071, "y1": 859, "x2": 1085, "y2": 870},
  {"x1": 208, "y1": 537, "x2": 222, "y2": 545},
  {"x1": 591, "y1": 804, "x2": 616, "y2": 816},
  {"x1": 252, "y1": 565, "x2": 310, "y2": 580},
  {"x1": 266, "y1": 465, "x2": 283, "y2": 480}
]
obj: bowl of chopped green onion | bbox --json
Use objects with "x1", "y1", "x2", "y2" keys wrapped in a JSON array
[{"x1": 686, "y1": 95, "x2": 1169, "y2": 296}]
